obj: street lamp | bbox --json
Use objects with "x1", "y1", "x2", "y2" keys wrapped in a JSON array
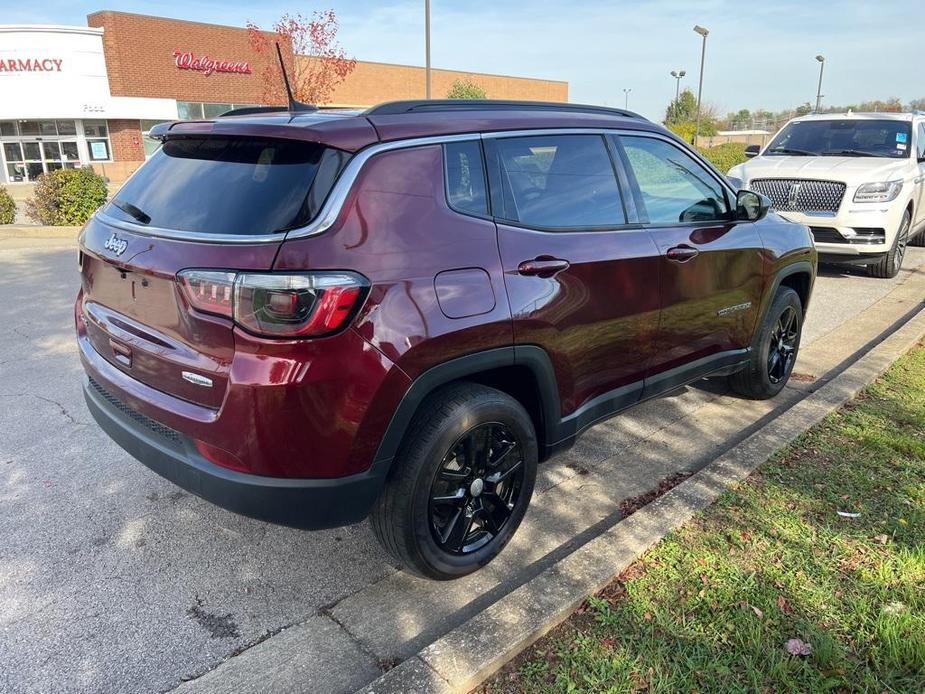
[
  {"x1": 424, "y1": 0, "x2": 432, "y2": 99},
  {"x1": 623, "y1": 88, "x2": 632, "y2": 109},
  {"x1": 814, "y1": 54, "x2": 825, "y2": 112},
  {"x1": 693, "y1": 24, "x2": 709, "y2": 145},
  {"x1": 670, "y1": 69, "x2": 686, "y2": 101}
]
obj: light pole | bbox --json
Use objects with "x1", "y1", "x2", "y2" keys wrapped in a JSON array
[
  {"x1": 424, "y1": 0, "x2": 432, "y2": 99},
  {"x1": 623, "y1": 88, "x2": 632, "y2": 109},
  {"x1": 693, "y1": 24, "x2": 709, "y2": 145},
  {"x1": 814, "y1": 54, "x2": 825, "y2": 112},
  {"x1": 670, "y1": 69, "x2": 686, "y2": 102}
]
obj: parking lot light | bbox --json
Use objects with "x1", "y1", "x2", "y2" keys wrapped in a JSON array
[
  {"x1": 623, "y1": 88, "x2": 632, "y2": 109},
  {"x1": 693, "y1": 25, "x2": 709, "y2": 145},
  {"x1": 671, "y1": 69, "x2": 686, "y2": 101},
  {"x1": 815, "y1": 54, "x2": 826, "y2": 113}
]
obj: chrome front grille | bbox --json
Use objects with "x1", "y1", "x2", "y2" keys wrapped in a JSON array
[{"x1": 750, "y1": 178, "x2": 846, "y2": 214}]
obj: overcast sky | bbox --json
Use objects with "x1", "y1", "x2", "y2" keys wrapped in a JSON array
[{"x1": 9, "y1": 1, "x2": 924, "y2": 121}]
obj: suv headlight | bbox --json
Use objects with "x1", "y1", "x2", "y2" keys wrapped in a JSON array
[{"x1": 853, "y1": 180, "x2": 903, "y2": 203}]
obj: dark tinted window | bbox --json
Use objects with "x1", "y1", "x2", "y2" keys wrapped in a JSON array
[
  {"x1": 494, "y1": 135, "x2": 625, "y2": 228},
  {"x1": 108, "y1": 137, "x2": 327, "y2": 235},
  {"x1": 621, "y1": 136, "x2": 729, "y2": 225},
  {"x1": 445, "y1": 141, "x2": 488, "y2": 216},
  {"x1": 766, "y1": 119, "x2": 912, "y2": 159}
]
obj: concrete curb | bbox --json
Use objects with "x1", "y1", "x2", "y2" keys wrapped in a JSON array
[
  {"x1": 0, "y1": 225, "x2": 81, "y2": 239},
  {"x1": 359, "y1": 305, "x2": 925, "y2": 694}
]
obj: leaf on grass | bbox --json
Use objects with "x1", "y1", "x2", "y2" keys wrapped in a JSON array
[
  {"x1": 777, "y1": 595, "x2": 793, "y2": 615},
  {"x1": 874, "y1": 534, "x2": 888, "y2": 545},
  {"x1": 784, "y1": 638, "x2": 813, "y2": 656},
  {"x1": 837, "y1": 511, "x2": 861, "y2": 519},
  {"x1": 751, "y1": 605, "x2": 764, "y2": 619}
]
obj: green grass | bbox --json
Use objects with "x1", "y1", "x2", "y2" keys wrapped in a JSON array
[{"x1": 483, "y1": 345, "x2": 925, "y2": 694}]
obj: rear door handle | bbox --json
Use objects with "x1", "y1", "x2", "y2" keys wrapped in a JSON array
[
  {"x1": 666, "y1": 245, "x2": 699, "y2": 263},
  {"x1": 517, "y1": 257, "x2": 570, "y2": 277}
]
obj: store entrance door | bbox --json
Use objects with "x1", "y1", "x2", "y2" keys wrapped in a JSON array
[{"x1": 3, "y1": 140, "x2": 81, "y2": 182}]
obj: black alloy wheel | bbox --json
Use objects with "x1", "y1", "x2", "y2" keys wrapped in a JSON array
[
  {"x1": 429, "y1": 422, "x2": 525, "y2": 555},
  {"x1": 767, "y1": 305, "x2": 799, "y2": 385}
]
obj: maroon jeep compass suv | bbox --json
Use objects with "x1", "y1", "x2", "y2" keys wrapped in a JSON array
[{"x1": 77, "y1": 100, "x2": 816, "y2": 579}]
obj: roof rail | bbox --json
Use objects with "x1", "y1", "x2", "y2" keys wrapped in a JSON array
[
  {"x1": 220, "y1": 104, "x2": 317, "y2": 118},
  {"x1": 364, "y1": 99, "x2": 643, "y2": 120}
]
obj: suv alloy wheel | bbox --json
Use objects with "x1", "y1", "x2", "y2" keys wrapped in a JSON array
[
  {"x1": 370, "y1": 383, "x2": 538, "y2": 579},
  {"x1": 729, "y1": 287, "x2": 803, "y2": 400},
  {"x1": 867, "y1": 209, "x2": 910, "y2": 279}
]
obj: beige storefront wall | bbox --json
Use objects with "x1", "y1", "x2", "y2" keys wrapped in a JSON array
[{"x1": 304, "y1": 58, "x2": 568, "y2": 107}]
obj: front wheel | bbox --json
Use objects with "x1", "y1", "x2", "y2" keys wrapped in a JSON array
[
  {"x1": 867, "y1": 209, "x2": 910, "y2": 279},
  {"x1": 729, "y1": 287, "x2": 803, "y2": 400},
  {"x1": 370, "y1": 383, "x2": 538, "y2": 580}
]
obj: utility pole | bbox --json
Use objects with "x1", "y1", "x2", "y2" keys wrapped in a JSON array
[
  {"x1": 814, "y1": 55, "x2": 825, "y2": 112},
  {"x1": 424, "y1": 0, "x2": 432, "y2": 98},
  {"x1": 693, "y1": 25, "x2": 709, "y2": 145}
]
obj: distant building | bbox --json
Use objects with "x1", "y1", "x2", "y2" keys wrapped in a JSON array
[{"x1": 0, "y1": 12, "x2": 568, "y2": 184}]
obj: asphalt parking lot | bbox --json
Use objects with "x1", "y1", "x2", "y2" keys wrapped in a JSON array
[{"x1": 1, "y1": 234, "x2": 923, "y2": 694}]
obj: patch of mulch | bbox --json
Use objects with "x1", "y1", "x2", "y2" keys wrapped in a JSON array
[{"x1": 619, "y1": 471, "x2": 693, "y2": 518}]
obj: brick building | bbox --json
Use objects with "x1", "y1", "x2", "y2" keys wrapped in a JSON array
[{"x1": 0, "y1": 11, "x2": 568, "y2": 185}]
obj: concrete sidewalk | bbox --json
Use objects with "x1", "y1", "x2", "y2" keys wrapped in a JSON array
[{"x1": 170, "y1": 266, "x2": 925, "y2": 694}]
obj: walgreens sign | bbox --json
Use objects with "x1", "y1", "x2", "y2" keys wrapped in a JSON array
[{"x1": 173, "y1": 50, "x2": 252, "y2": 77}]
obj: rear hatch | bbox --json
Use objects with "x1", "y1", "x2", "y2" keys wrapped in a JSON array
[{"x1": 79, "y1": 134, "x2": 337, "y2": 408}]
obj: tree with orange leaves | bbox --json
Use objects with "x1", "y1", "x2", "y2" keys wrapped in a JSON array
[{"x1": 246, "y1": 11, "x2": 356, "y2": 106}]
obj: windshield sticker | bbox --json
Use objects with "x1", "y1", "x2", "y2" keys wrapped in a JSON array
[
  {"x1": 897, "y1": 143, "x2": 907, "y2": 151},
  {"x1": 896, "y1": 132, "x2": 908, "y2": 143}
]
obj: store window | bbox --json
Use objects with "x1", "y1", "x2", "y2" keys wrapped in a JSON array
[
  {"x1": 140, "y1": 120, "x2": 166, "y2": 157},
  {"x1": 177, "y1": 102, "x2": 261, "y2": 120},
  {"x1": 84, "y1": 120, "x2": 111, "y2": 162}
]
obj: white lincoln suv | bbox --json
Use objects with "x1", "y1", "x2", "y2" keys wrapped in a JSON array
[{"x1": 728, "y1": 112, "x2": 925, "y2": 278}]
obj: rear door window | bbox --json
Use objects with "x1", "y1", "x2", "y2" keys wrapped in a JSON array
[
  {"x1": 492, "y1": 134, "x2": 626, "y2": 229},
  {"x1": 107, "y1": 137, "x2": 334, "y2": 235},
  {"x1": 619, "y1": 136, "x2": 730, "y2": 225}
]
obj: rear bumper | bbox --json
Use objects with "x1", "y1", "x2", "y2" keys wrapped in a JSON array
[{"x1": 83, "y1": 376, "x2": 387, "y2": 530}]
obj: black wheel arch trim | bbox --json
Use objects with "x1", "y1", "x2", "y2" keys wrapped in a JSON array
[
  {"x1": 371, "y1": 346, "x2": 562, "y2": 471},
  {"x1": 759, "y1": 260, "x2": 816, "y2": 325}
]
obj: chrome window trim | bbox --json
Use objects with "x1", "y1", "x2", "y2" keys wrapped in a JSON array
[
  {"x1": 481, "y1": 128, "x2": 737, "y2": 197},
  {"x1": 286, "y1": 133, "x2": 479, "y2": 240},
  {"x1": 96, "y1": 133, "x2": 479, "y2": 244},
  {"x1": 95, "y1": 127, "x2": 722, "y2": 244}
]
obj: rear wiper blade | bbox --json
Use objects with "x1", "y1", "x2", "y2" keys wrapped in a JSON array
[
  {"x1": 767, "y1": 147, "x2": 818, "y2": 156},
  {"x1": 822, "y1": 149, "x2": 880, "y2": 157},
  {"x1": 112, "y1": 199, "x2": 151, "y2": 225}
]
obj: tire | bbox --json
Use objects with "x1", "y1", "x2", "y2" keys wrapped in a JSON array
[
  {"x1": 729, "y1": 287, "x2": 803, "y2": 400},
  {"x1": 909, "y1": 227, "x2": 925, "y2": 247},
  {"x1": 370, "y1": 382, "x2": 538, "y2": 580},
  {"x1": 867, "y1": 209, "x2": 911, "y2": 279}
]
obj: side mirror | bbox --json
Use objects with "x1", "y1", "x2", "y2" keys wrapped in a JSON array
[
  {"x1": 744, "y1": 144, "x2": 761, "y2": 158},
  {"x1": 737, "y1": 189, "x2": 770, "y2": 222}
]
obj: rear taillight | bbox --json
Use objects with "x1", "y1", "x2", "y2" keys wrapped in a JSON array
[
  {"x1": 178, "y1": 270, "x2": 236, "y2": 318},
  {"x1": 177, "y1": 270, "x2": 368, "y2": 338}
]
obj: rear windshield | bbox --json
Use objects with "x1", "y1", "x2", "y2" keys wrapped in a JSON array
[
  {"x1": 765, "y1": 119, "x2": 912, "y2": 159},
  {"x1": 107, "y1": 137, "x2": 331, "y2": 235}
]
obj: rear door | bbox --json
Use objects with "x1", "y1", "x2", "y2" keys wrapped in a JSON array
[
  {"x1": 613, "y1": 133, "x2": 765, "y2": 387},
  {"x1": 486, "y1": 132, "x2": 661, "y2": 421},
  {"x1": 79, "y1": 135, "x2": 335, "y2": 408}
]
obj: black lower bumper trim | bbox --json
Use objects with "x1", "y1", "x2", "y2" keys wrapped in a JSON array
[{"x1": 83, "y1": 380, "x2": 386, "y2": 530}]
